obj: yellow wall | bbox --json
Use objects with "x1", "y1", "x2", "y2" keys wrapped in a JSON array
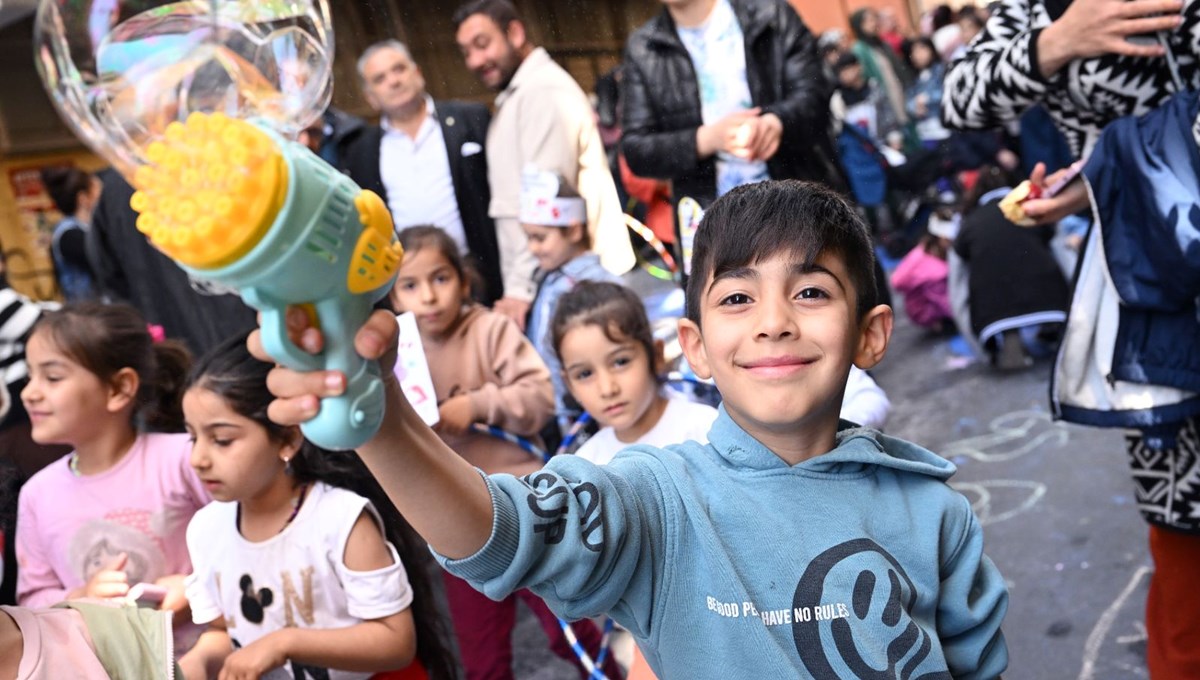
[{"x1": 0, "y1": 148, "x2": 105, "y2": 301}]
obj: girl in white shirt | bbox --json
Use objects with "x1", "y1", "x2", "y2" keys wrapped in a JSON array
[
  {"x1": 552, "y1": 281, "x2": 718, "y2": 465},
  {"x1": 178, "y1": 334, "x2": 454, "y2": 680}
]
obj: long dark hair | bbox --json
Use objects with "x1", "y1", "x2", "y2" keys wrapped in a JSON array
[
  {"x1": 32, "y1": 303, "x2": 191, "y2": 432},
  {"x1": 40, "y1": 166, "x2": 92, "y2": 216},
  {"x1": 186, "y1": 333, "x2": 456, "y2": 680}
]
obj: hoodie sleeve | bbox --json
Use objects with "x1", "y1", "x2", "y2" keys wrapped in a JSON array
[
  {"x1": 942, "y1": 0, "x2": 1053, "y2": 131},
  {"x1": 936, "y1": 493, "x2": 1009, "y2": 679},
  {"x1": 433, "y1": 452, "x2": 670, "y2": 638},
  {"x1": 466, "y1": 312, "x2": 556, "y2": 437}
]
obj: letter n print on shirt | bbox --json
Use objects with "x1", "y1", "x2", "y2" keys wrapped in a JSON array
[{"x1": 281, "y1": 566, "x2": 316, "y2": 627}]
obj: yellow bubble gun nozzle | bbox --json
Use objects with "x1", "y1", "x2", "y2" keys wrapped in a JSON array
[{"x1": 130, "y1": 112, "x2": 402, "y2": 450}]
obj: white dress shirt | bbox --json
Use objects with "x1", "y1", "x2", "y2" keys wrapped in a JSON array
[{"x1": 380, "y1": 98, "x2": 469, "y2": 254}]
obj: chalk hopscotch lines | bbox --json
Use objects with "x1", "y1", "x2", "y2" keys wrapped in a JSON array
[
  {"x1": 941, "y1": 409, "x2": 1151, "y2": 678},
  {"x1": 943, "y1": 410, "x2": 1070, "y2": 464},
  {"x1": 940, "y1": 410, "x2": 1067, "y2": 526},
  {"x1": 951, "y1": 480, "x2": 1048, "y2": 526},
  {"x1": 1077, "y1": 565, "x2": 1152, "y2": 680}
]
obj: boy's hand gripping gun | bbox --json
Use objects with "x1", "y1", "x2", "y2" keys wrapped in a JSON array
[{"x1": 129, "y1": 112, "x2": 402, "y2": 450}]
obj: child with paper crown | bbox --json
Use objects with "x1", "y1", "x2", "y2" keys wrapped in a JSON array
[{"x1": 519, "y1": 168, "x2": 621, "y2": 434}]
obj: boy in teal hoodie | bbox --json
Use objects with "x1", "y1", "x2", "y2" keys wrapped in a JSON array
[{"x1": 259, "y1": 180, "x2": 1008, "y2": 678}]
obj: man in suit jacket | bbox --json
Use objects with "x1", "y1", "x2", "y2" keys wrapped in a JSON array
[{"x1": 342, "y1": 40, "x2": 503, "y2": 306}]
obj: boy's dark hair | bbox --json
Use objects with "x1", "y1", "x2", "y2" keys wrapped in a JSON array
[
  {"x1": 33, "y1": 303, "x2": 192, "y2": 432},
  {"x1": 397, "y1": 225, "x2": 484, "y2": 302},
  {"x1": 901, "y1": 37, "x2": 941, "y2": 71},
  {"x1": 452, "y1": 0, "x2": 521, "y2": 32},
  {"x1": 40, "y1": 166, "x2": 92, "y2": 216},
  {"x1": 963, "y1": 165, "x2": 1018, "y2": 214},
  {"x1": 957, "y1": 5, "x2": 984, "y2": 29},
  {"x1": 186, "y1": 333, "x2": 457, "y2": 680},
  {"x1": 550, "y1": 281, "x2": 657, "y2": 381},
  {"x1": 833, "y1": 52, "x2": 860, "y2": 73},
  {"x1": 684, "y1": 180, "x2": 879, "y2": 326}
]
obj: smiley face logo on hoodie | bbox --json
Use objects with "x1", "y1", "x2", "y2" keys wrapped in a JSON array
[{"x1": 791, "y1": 538, "x2": 951, "y2": 680}]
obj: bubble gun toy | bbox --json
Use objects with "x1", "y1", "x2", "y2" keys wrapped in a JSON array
[{"x1": 129, "y1": 111, "x2": 402, "y2": 450}]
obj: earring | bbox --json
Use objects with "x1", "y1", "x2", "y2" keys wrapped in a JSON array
[{"x1": 282, "y1": 456, "x2": 293, "y2": 475}]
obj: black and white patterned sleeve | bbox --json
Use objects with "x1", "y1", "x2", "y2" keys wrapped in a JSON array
[{"x1": 942, "y1": 0, "x2": 1054, "y2": 130}]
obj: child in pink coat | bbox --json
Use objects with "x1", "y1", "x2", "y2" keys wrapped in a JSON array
[{"x1": 891, "y1": 212, "x2": 957, "y2": 331}]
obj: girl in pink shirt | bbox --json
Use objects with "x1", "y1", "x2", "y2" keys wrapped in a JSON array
[{"x1": 14, "y1": 303, "x2": 208, "y2": 650}]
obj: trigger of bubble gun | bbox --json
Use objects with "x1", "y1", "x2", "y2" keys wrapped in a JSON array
[{"x1": 129, "y1": 112, "x2": 402, "y2": 450}]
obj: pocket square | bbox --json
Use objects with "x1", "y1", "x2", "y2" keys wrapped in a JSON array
[{"x1": 461, "y1": 141, "x2": 483, "y2": 157}]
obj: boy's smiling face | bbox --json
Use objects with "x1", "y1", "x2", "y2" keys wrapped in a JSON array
[{"x1": 677, "y1": 250, "x2": 892, "y2": 464}]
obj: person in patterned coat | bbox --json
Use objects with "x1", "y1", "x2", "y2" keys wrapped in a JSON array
[{"x1": 943, "y1": 1, "x2": 1200, "y2": 676}]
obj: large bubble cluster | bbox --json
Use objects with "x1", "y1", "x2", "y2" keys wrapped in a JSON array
[{"x1": 35, "y1": 0, "x2": 333, "y2": 181}]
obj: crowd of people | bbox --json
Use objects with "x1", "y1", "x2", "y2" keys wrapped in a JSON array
[{"x1": 0, "y1": 0, "x2": 1197, "y2": 678}]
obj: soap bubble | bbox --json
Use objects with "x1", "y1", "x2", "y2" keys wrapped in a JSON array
[{"x1": 35, "y1": 0, "x2": 333, "y2": 182}]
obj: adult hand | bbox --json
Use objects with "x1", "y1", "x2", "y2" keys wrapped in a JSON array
[
  {"x1": 74, "y1": 553, "x2": 130, "y2": 600},
  {"x1": 696, "y1": 108, "x2": 762, "y2": 159},
  {"x1": 218, "y1": 630, "x2": 289, "y2": 680},
  {"x1": 1038, "y1": 0, "x2": 1183, "y2": 77},
  {"x1": 1022, "y1": 162, "x2": 1091, "y2": 225},
  {"x1": 493, "y1": 297, "x2": 530, "y2": 332},
  {"x1": 249, "y1": 309, "x2": 400, "y2": 428},
  {"x1": 435, "y1": 395, "x2": 475, "y2": 435},
  {"x1": 736, "y1": 113, "x2": 784, "y2": 162}
]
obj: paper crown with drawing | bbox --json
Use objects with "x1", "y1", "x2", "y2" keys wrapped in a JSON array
[{"x1": 518, "y1": 167, "x2": 586, "y2": 227}]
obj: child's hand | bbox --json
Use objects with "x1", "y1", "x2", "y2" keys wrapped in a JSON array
[
  {"x1": 218, "y1": 630, "x2": 290, "y2": 680},
  {"x1": 435, "y1": 395, "x2": 475, "y2": 435},
  {"x1": 247, "y1": 308, "x2": 399, "y2": 427},
  {"x1": 75, "y1": 553, "x2": 130, "y2": 600},
  {"x1": 155, "y1": 573, "x2": 189, "y2": 616}
]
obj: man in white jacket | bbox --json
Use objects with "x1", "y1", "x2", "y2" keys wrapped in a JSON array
[{"x1": 453, "y1": 0, "x2": 634, "y2": 330}]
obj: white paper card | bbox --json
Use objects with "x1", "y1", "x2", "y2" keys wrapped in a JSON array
[{"x1": 394, "y1": 312, "x2": 440, "y2": 426}]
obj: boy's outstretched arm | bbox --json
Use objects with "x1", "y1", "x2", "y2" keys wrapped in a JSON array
[
  {"x1": 250, "y1": 309, "x2": 495, "y2": 559},
  {"x1": 938, "y1": 496, "x2": 1009, "y2": 679}
]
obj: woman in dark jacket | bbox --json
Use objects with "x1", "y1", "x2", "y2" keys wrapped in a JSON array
[{"x1": 620, "y1": 0, "x2": 845, "y2": 210}]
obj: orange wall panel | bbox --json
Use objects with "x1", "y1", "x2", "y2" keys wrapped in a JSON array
[{"x1": 791, "y1": 0, "x2": 919, "y2": 36}]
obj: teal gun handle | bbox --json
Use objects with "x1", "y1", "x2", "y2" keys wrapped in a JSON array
[{"x1": 256, "y1": 294, "x2": 385, "y2": 451}]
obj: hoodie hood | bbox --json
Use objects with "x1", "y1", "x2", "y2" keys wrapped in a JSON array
[{"x1": 707, "y1": 406, "x2": 956, "y2": 480}]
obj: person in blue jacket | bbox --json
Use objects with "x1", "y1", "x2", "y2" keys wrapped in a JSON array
[
  {"x1": 1019, "y1": 89, "x2": 1200, "y2": 675},
  {"x1": 254, "y1": 179, "x2": 1009, "y2": 678}
]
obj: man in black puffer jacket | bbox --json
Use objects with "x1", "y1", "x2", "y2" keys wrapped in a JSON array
[{"x1": 621, "y1": 0, "x2": 846, "y2": 211}]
